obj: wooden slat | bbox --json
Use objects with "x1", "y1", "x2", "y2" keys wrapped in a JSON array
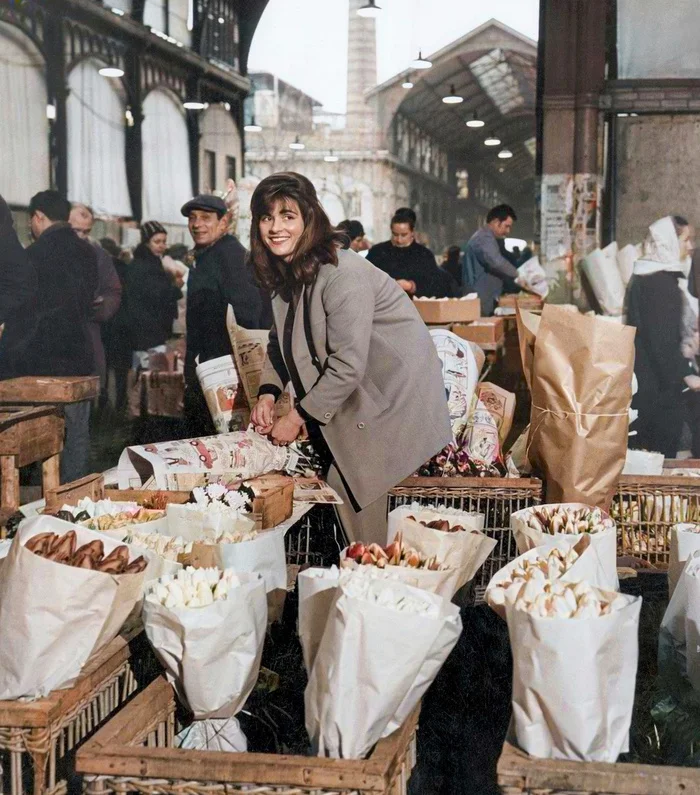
[
  {"x1": 497, "y1": 741, "x2": 700, "y2": 794},
  {"x1": 44, "y1": 474, "x2": 106, "y2": 513},
  {"x1": 0, "y1": 376, "x2": 100, "y2": 404},
  {"x1": 392, "y1": 476, "x2": 542, "y2": 491},
  {"x1": 104, "y1": 488, "x2": 191, "y2": 505},
  {"x1": 618, "y1": 474, "x2": 700, "y2": 488},
  {"x1": 0, "y1": 624, "x2": 142, "y2": 727}
]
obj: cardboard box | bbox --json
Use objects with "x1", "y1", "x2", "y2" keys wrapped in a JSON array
[
  {"x1": 245, "y1": 474, "x2": 295, "y2": 530},
  {"x1": 498, "y1": 293, "x2": 544, "y2": 310},
  {"x1": 413, "y1": 296, "x2": 480, "y2": 324},
  {"x1": 452, "y1": 318, "x2": 504, "y2": 346}
]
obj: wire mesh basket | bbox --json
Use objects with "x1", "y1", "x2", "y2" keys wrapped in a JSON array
[
  {"x1": 284, "y1": 505, "x2": 346, "y2": 569},
  {"x1": 389, "y1": 477, "x2": 543, "y2": 601}
]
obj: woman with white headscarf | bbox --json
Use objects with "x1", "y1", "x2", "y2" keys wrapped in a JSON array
[{"x1": 627, "y1": 215, "x2": 700, "y2": 457}]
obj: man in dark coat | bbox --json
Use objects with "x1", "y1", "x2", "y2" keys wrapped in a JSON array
[
  {"x1": 181, "y1": 194, "x2": 262, "y2": 436},
  {"x1": 0, "y1": 195, "x2": 36, "y2": 332},
  {"x1": 0, "y1": 191, "x2": 98, "y2": 482},
  {"x1": 366, "y1": 208, "x2": 457, "y2": 298}
]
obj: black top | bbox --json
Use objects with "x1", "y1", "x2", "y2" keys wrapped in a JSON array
[
  {"x1": 627, "y1": 270, "x2": 693, "y2": 407},
  {"x1": 185, "y1": 234, "x2": 262, "y2": 385},
  {"x1": 126, "y1": 244, "x2": 182, "y2": 352},
  {"x1": 0, "y1": 224, "x2": 97, "y2": 378},
  {"x1": 366, "y1": 240, "x2": 458, "y2": 298}
]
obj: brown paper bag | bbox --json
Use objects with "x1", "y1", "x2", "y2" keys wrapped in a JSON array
[{"x1": 519, "y1": 305, "x2": 634, "y2": 509}]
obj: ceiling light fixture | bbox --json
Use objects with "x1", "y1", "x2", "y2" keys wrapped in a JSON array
[
  {"x1": 402, "y1": 80, "x2": 414, "y2": 89},
  {"x1": 183, "y1": 100, "x2": 207, "y2": 110},
  {"x1": 289, "y1": 135, "x2": 305, "y2": 151},
  {"x1": 357, "y1": 0, "x2": 381, "y2": 17},
  {"x1": 497, "y1": 149, "x2": 513, "y2": 159},
  {"x1": 484, "y1": 133, "x2": 501, "y2": 146},
  {"x1": 324, "y1": 150, "x2": 339, "y2": 162},
  {"x1": 411, "y1": 50, "x2": 432, "y2": 70},
  {"x1": 442, "y1": 85, "x2": 463, "y2": 104},
  {"x1": 98, "y1": 66, "x2": 124, "y2": 78},
  {"x1": 466, "y1": 111, "x2": 485, "y2": 128},
  {"x1": 244, "y1": 118, "x2": 262, "y2": 132}
]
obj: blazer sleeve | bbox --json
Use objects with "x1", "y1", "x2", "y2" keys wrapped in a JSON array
[
  {"x1": 298, "y1": 270, "x2": 374, "y2": 424},
  {"x1": 474, "y1": 232, "x2": 519, "y2": 280},
  {"x1": 259, "y1": 321, "x2": 289, "y2": 397}
]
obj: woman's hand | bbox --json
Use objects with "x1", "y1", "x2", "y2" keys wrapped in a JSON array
[
  {"x1": 685, "y1": 374, "x2": 700, "y2": 392},
  {"x1": 270, "y1": 408, "x2": 305, "y2": 445},
  {"x1": 396, "y1": 278, "x2": 416, "y2": 295},
  {"x1": 251, "y1": 394, "x2": 276, "y2": 433}
]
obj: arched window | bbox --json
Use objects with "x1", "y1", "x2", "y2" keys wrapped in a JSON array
[
  {"x1": 67, "y1": 58, "x2": 132, "y2": 216},
  {"x1": 0, "y1": 22, "x2": 49, "y2": 205},
  {"x1": 142, "y1": 88, "x2": 193, "y2": 224},
  {"x1": 199, "y1": 104, "x2": 241, "y2": 193}
]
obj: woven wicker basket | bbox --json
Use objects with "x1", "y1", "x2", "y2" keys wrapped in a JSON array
[
  {"x1": 0, "y1": 626, "x2": 159, "y2": 795},
  {"x1": 76, "y1": 677, "x2": 419, "y2": 795},
  {"x1": 497, "y1": 740, "x2": 700, "y2": 794},
  {"x1": 388, "y1": 477, "x2": 543, "y2": 600}
]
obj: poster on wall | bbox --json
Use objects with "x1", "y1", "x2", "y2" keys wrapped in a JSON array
[{"x1": 540, "y1": 174, "x2": 574, "y2": 302}]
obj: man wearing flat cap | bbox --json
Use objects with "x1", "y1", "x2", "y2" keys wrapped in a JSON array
[{"x1": 181, "y1": 194, "x2": 262, "y2": 436}]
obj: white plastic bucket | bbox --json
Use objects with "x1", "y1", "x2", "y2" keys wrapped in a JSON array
[{"x1": 195, "y1": 355, "x2": 249, "y2": 433}]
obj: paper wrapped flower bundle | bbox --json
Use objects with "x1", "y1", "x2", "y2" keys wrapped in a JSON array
[
  {"x1": 521, "y1": 505, "x2": 614, "y2": 536},
  {"x1": 25, "y1": 529, "x2": 146, "y2": 573},
  {"x1": 145, "y1": 567, "x2": 245, "y2": 609},
  {"x1": 342, "y1": 534, "x2": 444, "y2": 571}
]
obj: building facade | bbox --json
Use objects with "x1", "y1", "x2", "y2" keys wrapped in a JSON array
[{"x1": 0, "y1": 0, "x2": 267, "y2": 241}]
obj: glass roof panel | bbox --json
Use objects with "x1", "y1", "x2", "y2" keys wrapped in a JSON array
[{"x1": 469, "y1": 48, "x2": 524, "y2": 115}]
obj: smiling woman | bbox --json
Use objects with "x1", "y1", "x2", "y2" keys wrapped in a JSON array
[{"x1": 248, "y1": 172, "x2": 452, "y2": 544}]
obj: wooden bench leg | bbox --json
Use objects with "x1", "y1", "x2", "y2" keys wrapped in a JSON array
[
  {"x1": 42, "y1": 454, "x2": 61, "y2": 494},
  {"x1": 0, "y1": 455, "x2": 19, "y2": 510}
]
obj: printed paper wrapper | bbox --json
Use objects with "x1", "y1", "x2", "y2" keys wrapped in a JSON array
[
  {"x1": 507, "y1": 590, "x2": 641, "y2": 762},
  {"x1": 305, "y1": 575, "x2": 461, "y2": 758},
  {"x1": 143, "y1": 571, "x2": 267, "y2": 719},
  {"x1": 669, "y1": 524, "x2": 700, "y2": 597},
  {"x1": 511, "y1": 504, "x2": 618, "y2": 590},
  {"x1": 117, "y1": 431, "x2": 298, "y2": 490},
  {"x1": 476, "y1": 382, "x2": 516, "y2": 445},
  {"x1": 580, "y1": 243, "x2": 625, "y2": 316},
  {"x1": 516, "y1": 256, "x2": 549, "y2": 298},
  {"x1": 0, "y1": 516, "x2": 145, "y2": 699},
  {"x1": 517, "y1": 306, "x2": 634, "y2": 509},
  {"x1": 429, "y1": 329, "x2": 479, "y2": 439},
  {"x1": 463, "y1": 396, "x2": 502, "y2": 467},
  {"x1": 485, "y1": 535, "x2": 609, "y2": 619},
  {"x1": 387, "y1": 507, "x2": 495, "y2": 591}
]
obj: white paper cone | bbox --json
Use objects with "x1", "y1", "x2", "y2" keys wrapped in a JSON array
[
  {"x1": 298, "y1": 567, "x2": 341, "y2": 675},
  {"x1": 339, "y1": 554, "x2": 458, "y2": 598},
  {"x1": 485, "y1": 536, "x2": 609, "y2": 619},
  {"x1": 507, "y1": 591, "x2": 641, "y2": 762},
  {"x1": 581, "y1": 245, "x2": 625, "y2": 316},
  {"x1": 176, "y1": 718, "x2": 247, "y2": 752},
  {"x1": 305, "y1": 576, "x2": 461, "y2": 758},
  {"x1": 0, "y1": 517, "x2": 145, "y2": 699},
  {"x1": 617, "y1": 243, "x2": 639, "y2": 287},
  {"x1": 387, "y1": 505, "x2": 485, "y2": 543},
  {"x1": 668, "y1": 524, "x2": 700, "y2": 598},
  {"x1": 215, "y1": 528, "x2": 287, "y2": 592},
  {"x1": 165, "y1": 504, "x2": 256, "y2": 540},
  {"x1": 143, "y1": 572, "x2": 267, "y2": 718},
  {"x1": 511, "y1": 504, "x2": 619, "y2": 590}
]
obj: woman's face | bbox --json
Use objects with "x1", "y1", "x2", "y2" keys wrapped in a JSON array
[
  {"x1": 147, "y1": 232, "x2": 168, "y2": 257},
  {"x1": 679, "y1": 225, "x2": 695, "y2": 262},
  {"x1": 259, "y1": 199, "x2": 305, "y2": 261}
]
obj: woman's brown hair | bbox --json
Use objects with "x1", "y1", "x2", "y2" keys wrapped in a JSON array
[{"x1": 250, "y1": 172, "x2": 346, "y2": 296}]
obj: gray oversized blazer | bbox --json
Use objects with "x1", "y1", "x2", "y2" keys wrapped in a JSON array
[{"x1": 259, "y1": 248, "x2": 452, "y2": 508}]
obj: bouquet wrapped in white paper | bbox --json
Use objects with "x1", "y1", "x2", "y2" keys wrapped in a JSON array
[
  {"x1": 304, "y1": 572, "x2": 461, "y2": 758},
  {"x1": 143, "y1": 567, "x2": 267, "y2": 751},
  {"x1": 0, "y1": 517, "x2": 146, "y2": 699},
  {"x1": 580, "y1": 243, "x2": 625, "y2": 316},
  {"x1": 617, "y1": 243, "x2": 641, "y2": 287},
  {"x1": 515, "y1": 256, "x2": 549, "y2": 298},
  {"x1": 659, "y1": 549, "x2": 700, "y2": 690},
  {"x1": 511, "y1": 503, "x2": 618, "y2": 590},
  {"x1": 485, "y1": 535, "x2": 609, "y2": 619},
  {"x1": 668, "y1": 524, "x2": 700, "y2": 598},
  {"x1": 59, "y1": 496, "x2": 168, "y2": 538},
  {"x1": 506, "y1": 578, "x2": 641, "y2": 762}
]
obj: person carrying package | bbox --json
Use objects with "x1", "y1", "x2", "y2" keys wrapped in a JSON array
[
  {"x1": 462, "y1": 203, "x2": 521, "y2": 315},
  {"x1": 627, "y1": 215, "x2": 700, "y2": 458},
  {"x1": 248, "y1": 172, "x2": 452, "y2": 544}
]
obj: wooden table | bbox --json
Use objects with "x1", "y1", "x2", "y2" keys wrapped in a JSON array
[{"x1": 0, "y1": 406, "x2": 64, "y2": 512}]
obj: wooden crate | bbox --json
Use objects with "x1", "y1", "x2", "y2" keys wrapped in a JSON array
[
  {"x1": 247, "y1": 474, "x2": 295, "y2": 530},
  {"x1": 452, "y1": 317, "x2": 505, "y2": 346},
  {"x1": 76, "y1": 676, "x2": 419, "y2": 795},
  {"x1": 0, "y1": 625, "x2": 159, "y2": 795},
  {"x1": 0, "y1": 406, "x2": 64, "y2": 513},
  {"x1": 613, "y1": 474, "x2": 700, "y2": 567},
  {"x1": 413, "y1": 296, "x2": 480, "y2": 324},
  {"x1": 497, "y1": 740, "x2": 700, "y2": 794},
  {"x1": 0, "y1": 376, "x2": 100, "y2": 404},
  {"x1": 498, "y1": 293, "x2": 544, "y2": 311},
  {"x1": 389, "y1": 477, "x2": 542, "y2": 600}
]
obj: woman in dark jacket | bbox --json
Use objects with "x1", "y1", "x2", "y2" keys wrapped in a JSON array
[
  {"x1": 627, "y1": 215, "x2": 700, "y2": 457},
  {"x1": 126, "y1": 221, "x2": 182, "y2": 367}
]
